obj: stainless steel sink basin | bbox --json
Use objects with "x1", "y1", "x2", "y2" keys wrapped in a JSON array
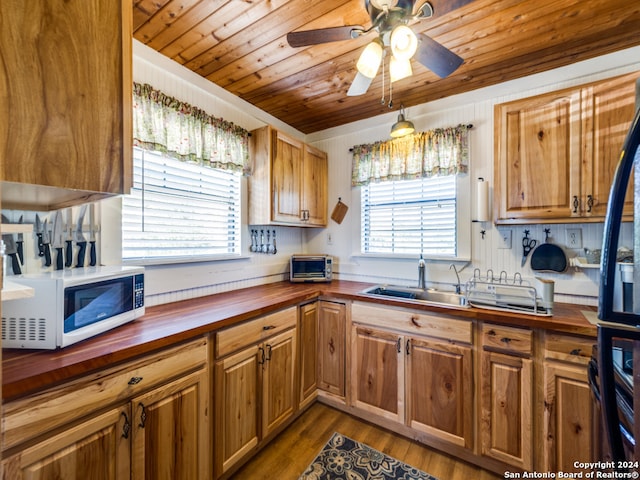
[{"x1": 360, "y1": 285, "x2": 468, "y2": 308}]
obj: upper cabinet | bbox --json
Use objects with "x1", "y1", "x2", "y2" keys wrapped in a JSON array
[
  {"x1": 494, "y1": 71, "x2": 638, "y2": 224},
  {"x1": 249, "y1": 126, "x2": 328, "y2": 227},
  {"x1": 0, "y1": 0, "x2": 133, "y2": 211}
]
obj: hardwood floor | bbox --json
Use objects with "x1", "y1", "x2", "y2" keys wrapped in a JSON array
[{"x1": 230, "y1": 402, "x2": 503, "y2": 480}]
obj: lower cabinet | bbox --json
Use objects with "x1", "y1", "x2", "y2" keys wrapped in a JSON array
[
  {"x1": 479, "y1": 323, "x2": 533, "y2": 470},
  {"x1": 299, "y1": 301, "x2": 318, "y2": 408},
  {"x1": 1, "y1": 338, "x2": 210, "y2": 480},
  {"x1": 213, "y1": 306, "x2": 297, "y2": 479},
  {"x1": 317, "y1": 300, "x2": 347, "y2": 399},
  {"x1": 350, "y1": 302, "x2": 474, "y2": 451}
]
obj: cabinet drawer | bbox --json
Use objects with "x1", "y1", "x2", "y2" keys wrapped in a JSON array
[
  {"x1": 3, "y1": 337, "x2": 208, "y2": 451},
  {"x1": 352, "y1": 302, "x2": 472, "y2": 344},
  {"x1": 481, "y1": 323, "x2": 532, "y2": 356},
  {"x1": 215, "y1": 306, "x2": 297, "y2": 358},
  {"x1": 544, "y1": 332, "x2": 595, "y2": 365}
]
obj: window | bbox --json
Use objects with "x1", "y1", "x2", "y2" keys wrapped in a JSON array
[
  {"x1": 122, "y1": 148, "x2": 241, "y2": 261},
  {"x1": 361, "y1": 175, "x2": 457, "y2": 256}
]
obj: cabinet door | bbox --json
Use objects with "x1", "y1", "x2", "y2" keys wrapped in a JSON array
[
  {"x1": 2, "y1": 406, "x2": 130, "y2": 480},
  {"x1": 272, "y1": 130, "x2": 304, "y2": 224},
  {"x1": 351, "y1": 325, "x2": 404, "y2": 423},
  {"x1": 582, "y1": 72, "x2": 638, "y2": 218},
  {"x1": 0, "y1": 0, "x2": 131, "y2": 203},
  {"x1": 407, "y1": 337, "x2": 473, "y2": 449},
  {"x1": 494, "y1": 88, "x2": 581, "y2": 222},
  {"x1": 302, "y1": 144, "x2": 328, "y2": 226},
  {"x1": 262, "y1": 328, "x2": 297, "y2": 438},
  {"x1": 318, "y1": 301, "x2": 346, "y2": 397},
  {"x1": 542, "y1": 362, "x2": 594, "y2": 472},
  {"x1": 299, "y1": 302, "x2": 318, "y2": 408},
  {"x1": 131, "y1": 369, "x2": 209, "y2": 480},
  {"x1": 214, "y1": 345, "x2": 260, "y2": 477},
  {"x1": 480, "y1": 350, "x2": 533, "y2": 470}
]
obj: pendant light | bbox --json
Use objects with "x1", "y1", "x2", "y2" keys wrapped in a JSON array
[{"x1": 390, "y1": 105, "x2": 415, "y2": 138}]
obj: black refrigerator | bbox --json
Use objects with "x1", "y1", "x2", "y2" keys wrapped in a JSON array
[{"x1": 595, "y1": 77, "x2": 640, "y2": 464}]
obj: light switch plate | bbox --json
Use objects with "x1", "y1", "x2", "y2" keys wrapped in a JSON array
[
  {"x1": 498, "y1": 229, "x2": 512, "y2": 249},
  {"x1": 566, "y1": 228, "x2": 583, "y2": 249}
]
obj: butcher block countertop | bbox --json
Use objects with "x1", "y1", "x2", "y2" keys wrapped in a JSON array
[{"x1": 2, "y1": 280, "x2": 598, "y2": 401}]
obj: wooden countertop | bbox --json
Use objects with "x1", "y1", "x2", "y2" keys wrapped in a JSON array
[{"x1": 2, "y1": 280, "x2": 597, "y2": 401}]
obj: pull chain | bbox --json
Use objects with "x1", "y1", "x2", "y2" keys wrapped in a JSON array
[
  {"x1": 380, "y1": 53, "x2": 386, "y2": 105},
  {"x1": 388, "y1": 78, "x2": 393, "y2": 109}
]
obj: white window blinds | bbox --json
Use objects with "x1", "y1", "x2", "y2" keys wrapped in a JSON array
[
  {"x1": 361, "y1": 175, "x2": 457, "y2": 255},
  {"x1": 122, "y1": 148, "x2": 241, "y2": 261}
]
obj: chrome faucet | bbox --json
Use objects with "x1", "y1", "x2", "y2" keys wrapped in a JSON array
[
  {"x1": 418, "y1": 254, "x2": 426, "y2": 289},
  {"x1": 450, "y1": 264, "x2": 461, "y2": 294}
]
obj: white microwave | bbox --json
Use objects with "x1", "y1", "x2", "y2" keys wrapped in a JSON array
[{"x1": 2, "y1": 266, "x2": 145, "y2": 349}]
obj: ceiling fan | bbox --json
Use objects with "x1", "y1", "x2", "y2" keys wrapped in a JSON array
[{"x1": 286, "y1": 0, "x2": 469, "y2": 96}]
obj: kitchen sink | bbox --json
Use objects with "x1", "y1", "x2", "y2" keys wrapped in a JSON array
[{"x1": 360, "y1": 285, "x2": 468, "y2": 308}]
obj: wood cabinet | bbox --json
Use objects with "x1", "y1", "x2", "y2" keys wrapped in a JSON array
[
  {"x1": 0, "y1": 0, "x2": 133, "y2": 211},
  {"x1": 494, "y1": 71, "x2": 639, "y2": 224},
  {"x1": 541, "y1": 332, "x2": 596, "y2": 472},
  {"x1": 350, "y1": 303, "x2": 474, "y2": 450},
  {"x1": 249, "y1": 126, "x2": 328, "y2": 227},
  {"x1": 1, "y1": 338, "x2": 209, "y2": 480},
  {"x1": 479, "y1": 323, "x2": 533, "y2": 470},
  {"x1": 213, "y1": 306, "x2": 297, "y2": 478},
  {"x1": 317, "y1": 300, "x2": 347, "y2": 399},
  {"x1": 299, "y1": 302, "x2": 318, "y2": 408}
]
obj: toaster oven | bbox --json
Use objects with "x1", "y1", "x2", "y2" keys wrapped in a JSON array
[{"x1": 290, "y1": 255, "x2": 333, "y2": 283}]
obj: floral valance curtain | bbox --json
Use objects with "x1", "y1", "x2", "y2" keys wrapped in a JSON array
[
  {"x1": 132, "y1": 82, "x2": 250, "y2": 174},
  {"x1": 351, "y1": 124, "x2": 470, "y2": 186}
]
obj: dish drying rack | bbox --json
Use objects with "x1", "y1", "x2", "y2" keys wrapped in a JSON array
[{"x1": 465, "y1": 269, "x2": 552, "y2": 316}]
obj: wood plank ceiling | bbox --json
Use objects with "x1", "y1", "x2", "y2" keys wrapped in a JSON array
[{"x1": 133, "y1": 0, "x2": 640, "y2": 134}]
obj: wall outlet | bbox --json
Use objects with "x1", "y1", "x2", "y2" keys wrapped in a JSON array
[
  {"x1": 498, "y1": 229, "x2": 512, "y2": 249},
  {"x1": 566, "y1": 228, "x2": 583, "y2": 249}
]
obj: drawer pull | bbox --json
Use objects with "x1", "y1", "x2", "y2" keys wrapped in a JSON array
[
  {"x1": 570, "y1": 348, "x2": 582, "y2": 356},
  {"x1": 487, "y1": 330, "x2": 496, "y2": 336},
  {"x1": 411, "y1": 317, "x2": 420, "y2": 327},
  {"x1": 263, "y1": 325, "x2": 276, "y2": 331},
  {"x1": 500, "y1": 337, "x2": 512, "y2": 345},
  {"x1": 128, "y1": 376, "x2": 143, "y2": 385},
  {"x1": 121, "y1": 412, "x2": 130, "y2": 439},
  {"x1": 138, "y1": 403, "x2": 147, "y2": 428}
]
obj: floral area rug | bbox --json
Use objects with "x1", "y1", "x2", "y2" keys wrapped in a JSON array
[{"x1": 298, "y1": 432, "x2": 439, "y2": 480}]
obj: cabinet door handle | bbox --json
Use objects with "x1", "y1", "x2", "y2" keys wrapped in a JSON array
[
  {"x1": 128, "y1": 376, "x2": 143, "y2": 385},
  {"x1": 265, "y1": 344, "x2": 272, "y2": 361},
  {"x1": 138, "y1": 403, "x2": 147, "y2": 428},
  {"x1": 121, "y1": 412, "x2": 131, "y2": 439},
  {"x1": 587, "y1": 195, "x2": 593, "y2": 213},
  {"x1": 258, "y1": 346, "x2": 265, "y2": 365},
  {"x1": 572, "y1": 195, "x2": 579, "y2": 214},
  {"x1": 405, "y1": 339, "x2": 411, "y2": 355},
  {"x1": 329, "y1": 338, "x2": 335, "y2": 354},
  {"x1": 396, "y1": 338, "x2": 401, "y2": 353}
]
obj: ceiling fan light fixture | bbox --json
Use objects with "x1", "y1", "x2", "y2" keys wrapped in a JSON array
[
  {"x1": 356, "y1": 39, "x2": 384, "y2": 78},
  {"x1": 389, "y1": 55, "x2": 412, "y2": 82},
  {"x1": 370, "y1": 0, "x2": 399, "y2": 10},
  {"x1": 390, "y1": 105, "x2": 415, "y2": 138},
  {"x1": 390, "y1": 25, "x2": 418, "y2": 61}
]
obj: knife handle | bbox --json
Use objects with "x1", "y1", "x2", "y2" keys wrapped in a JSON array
[
  {"x1": 16, "y1": 241, "x2": 23, "y2": 265},
  {"x1": 76, "y1": 242, "x2": 86, "y2": 268},
  {"x1": 89, "y1": 241, "x2": 96, "y2": 267},
  {"x1": 55, "y1": 248, "x2": 64, "y2": 271},
  {"x1": 65, "y1": 240, "x2": 73, "y2": 268},
  {"x1": 10, "y1": 253, "x2": 21, "y2": 275},
  {"x1": 43, "y1": 245, "x2": 51, "y2": 267},
  {"x1": 36, "y1": 233, "x2": 44, "y2": 257}
]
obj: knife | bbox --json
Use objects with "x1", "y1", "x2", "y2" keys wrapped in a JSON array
[
  {"x1": 52, "y1": 211, "x2": 65, "y2": 271},
  {"x1": 88, "y1": 203, "x2": 98, "y2": 266},
  {"x1": 74, "y1": 205, "x2": 87, "y2": 268},
  {"x1": 35, "y1": 214, "x2": 45, "y2": 257},
  {"x1": 16, "y1": 214, "x2": 24, "y2": 266},
  {"x1": 42, "y1": 218, "x2": 52, "y2": 267},
  {"x1": 1, "y1": 215, "x2": 21, "y2": 275},
  {"x1": 64, "y1": 208, "x2": 73, "y2": 267}
]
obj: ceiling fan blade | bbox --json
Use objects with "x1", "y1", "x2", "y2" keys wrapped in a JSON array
[
  {"x1": 287, "y1": 25, "x2": 364, "y2": 48},
  {"x1": 415, "y1": 33, "x2": 463, "y2": 78},
  {"x1": 427, "y1": 0, "x2": 475, "y2": 18},
  {"x1": 347, "y1": 72, "x2": 374, "y2": 96}
]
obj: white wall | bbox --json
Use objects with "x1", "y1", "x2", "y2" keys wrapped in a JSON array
[{"x1": 106, "y1": 42, "x2": 640, "y2": 306}]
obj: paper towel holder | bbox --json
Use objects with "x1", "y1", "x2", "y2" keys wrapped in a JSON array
[{"x1": 473, "y1": 177, "x2": 490, "y2": 223}]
